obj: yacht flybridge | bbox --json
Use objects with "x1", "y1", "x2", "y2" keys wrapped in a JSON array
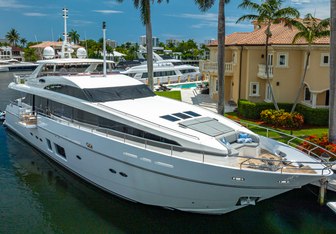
[{"x1": 4, "y1": 57, "x2": 333, "y2": 214}]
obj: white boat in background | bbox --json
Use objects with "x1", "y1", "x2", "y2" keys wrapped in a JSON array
[
  {"x1": 0, "y1": 59, "x2": 38, "y2": 72},
  {"x1": 121, "y1": 62, "x2": 200, "y2": 85},
  {"x1": 121, "y1": 48, "x2": 201, "y2": 85}
]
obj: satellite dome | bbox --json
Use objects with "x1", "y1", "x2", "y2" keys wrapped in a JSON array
[
  {"x1": 76, "y1": 48, "x2": 87, "y2": 59},
  {"x1": 43, "y1": 46, "x2": 55, "y2": 59}
]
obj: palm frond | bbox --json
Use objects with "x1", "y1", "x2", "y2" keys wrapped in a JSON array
[
  {"x1": 238, "y1": 0, "x2": 261, "y2": 12},
  {"x1": 292, "y1": 31, "x2": 306, "y2": 44},
  {"x1": 194, "y1": 0, "x2": 215, "y2": 12},
  {"x1": 236, "y1": 14, "x2": 259, "y2": 23}
]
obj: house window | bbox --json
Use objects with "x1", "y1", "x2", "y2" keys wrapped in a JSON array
[
  {"x1": 304, "y1": 87, "x2": 311, "y2": 102},
  {"x1": 216, "y1": 79, "x2": 219, "y2": 91},
  {"x1": 320, "y1": 53, "x2": 330, "y2": 66},
  {"x1": 232, "y1": 51, "x2": 238, "y2": 64},
  {"x1": 249, "y1": 82, "x2": 260, "y2": 96},
  {"x1": 267, "y1": 53, "x2": 273, "y2": 66},
  {"x1": 277, "y1": 53, "x2": 288, "y2": 67},
  {"x1": 265, "y1": 84, "x2": 272, "y2": 102}
]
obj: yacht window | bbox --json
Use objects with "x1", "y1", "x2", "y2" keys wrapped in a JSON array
[
  {"x1": 160, "y1": 115, "x2": 180, "y2": 122},
  {"x1": 34, "y1": 97, "x2": 180, "y2": 146},
  {"x1": 45, "y1": 84, "x2": 90, "y2": 101},
  {"x1": 183, "y1": 111, "x2": 201, "y2": 117},
  {"x1": 55, "y1": 144, "x2": 66, "y2": 158},
  {"x1": 46, "y1": 139, "x2": 52, "y2": 151},
  {"x1": 172, "y1": 112, "x2": 192, "y2": 119},
  {"x1": 180, "y1": 69, "x2": 196, "y2": 74},
  {"x1": 84, "y1": 84, "x2": 155, "y2": 102},
  {"x1": 141, "y1": 73, "x2": 148, "y2": 78}
]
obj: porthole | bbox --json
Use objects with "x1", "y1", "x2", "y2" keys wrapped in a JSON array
[
  {"x1": 76, "y1": 155, "x2": 82, "y2": 160},
  {"x1": 30, "y1": 132, "x2": 33, "y2": 136},
  {"x1": 35, "y1": 136, "x2": 38, "y2": 139},
  {"x1": 109, "y1": 168, "x2": 116, "y2": 174},
  {"x1": 119, "y1": 172, "x2": 128, "y2": 177}
]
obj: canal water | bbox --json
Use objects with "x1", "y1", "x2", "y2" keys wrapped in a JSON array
[{"x1": 0, "y1": 72, "x2": 336, "y2": 234}]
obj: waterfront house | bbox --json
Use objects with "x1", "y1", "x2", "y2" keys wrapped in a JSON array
[
  {"x1": 0, "y1": 46, "x2": 25, "y2": 61},
  {"x1": 200, "y1": 20, "x2": 330, "y2": 109}
]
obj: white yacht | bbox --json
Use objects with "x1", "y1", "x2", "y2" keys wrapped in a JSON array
[
  {"x1": 3, "y1": 56, "x2": 334, "y2": 214},
  {"x1": 121, "y1": 62, "x2": 200, "y2": 84},
  {"x1": 0, "y1": 59, "x2": 38, "y2": 72},
  {"x1": 120, "y1": 50, "x2": 200, "y2": 84}
]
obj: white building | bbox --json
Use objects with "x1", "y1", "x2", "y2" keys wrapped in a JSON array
[
  {"x1": 106, "y1": 39, "x2": 117, "y2": 49},
  {"x1": 139, "y1": 35, "x2": 159, "y2": 47}
]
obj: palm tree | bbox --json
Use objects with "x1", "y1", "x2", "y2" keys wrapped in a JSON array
[
  {"x1": 68, "y1": 29, "x2": 80, "y2": 44},
  {"x1": 6, "y1": 28, "x2": 20, "y2": 46},
  {"x1": 237, "y1": 0, "x2": 299, "y2": 110},
  {"x1": 195, "y1": 0, "x2": 230, "y2": 115},
  {"x1": 117, "y1": 0, "x2": 168, "y2": 91},
  {"x1": 290, "y1": 14, "x2": 330, "y2": 113},
  {"x1": 329, "y1": 0, "x2": 336, "y2": 143},
  {"x1": 20, "y1": 38, "x2": 27, "y2": 48}
]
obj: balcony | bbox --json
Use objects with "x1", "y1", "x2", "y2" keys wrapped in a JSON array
[
  {"x1": 257, "y1": 64, "x2": 273, "y2": 79},
  {"x1": 201, "y1": 61, "x2": 234, "y2": 75}
]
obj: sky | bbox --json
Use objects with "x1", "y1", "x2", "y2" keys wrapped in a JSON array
[{"x1": 0, "y1": 0, "x2": 331, "y2": 45}]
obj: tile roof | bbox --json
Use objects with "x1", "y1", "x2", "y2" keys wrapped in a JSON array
[
  {"x1": 209, "y1": 21, "x2": 330, "y2": 46},
  {"x1": 30, "y1": 41, "x2": 82, "y2": 48}
]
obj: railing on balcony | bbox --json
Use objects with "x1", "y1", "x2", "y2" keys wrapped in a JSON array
[
  {"x1": 201, "y1": 61, "x2": 233, "y2": 74},
  {"x1": 257, "y1": 64, "x2": 273, "y2": 79}
]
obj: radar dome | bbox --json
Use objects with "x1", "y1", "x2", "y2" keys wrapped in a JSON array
[
  {"x1": 43, "y1": 46, "x2": 55, "y2": 59},
  {"x1": 76, "y1": 48, "x2": 87, "y2": 59}
]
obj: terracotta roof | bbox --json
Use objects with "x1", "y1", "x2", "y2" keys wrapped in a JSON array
[
  {"x1": 30, "y1": 41, "x2": 82, "y2": 48},
  {"x1": 209, "y1": 21, "x2": 329, "y2": 46}
]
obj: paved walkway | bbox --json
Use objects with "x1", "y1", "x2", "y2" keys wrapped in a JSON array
[{"x1": 180, "y1": 88, "x2": 237, "y2": 113}]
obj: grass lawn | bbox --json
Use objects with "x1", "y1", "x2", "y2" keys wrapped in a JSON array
[{"x1": 154, "y1": 91, "x2": 181, "y2": 101}]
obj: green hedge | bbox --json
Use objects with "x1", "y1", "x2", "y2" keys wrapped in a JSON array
[
  {"x1": 237, "y1": 99, "x2": 328, "y2": 126},
  {"x1": 237, "y1": 99, "x2": 292, "y2": 120},
  {"x1": 295, "y1": 104, "x2": 329, "y2": 126}
]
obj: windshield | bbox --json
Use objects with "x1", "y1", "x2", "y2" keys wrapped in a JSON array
[{"x1": 84, "y1": 84, "x2": 155, "y2": 102}]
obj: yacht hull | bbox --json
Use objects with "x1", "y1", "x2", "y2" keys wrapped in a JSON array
[{"x1": 4, "y1": 106, "x2": 323, "y2": 214}]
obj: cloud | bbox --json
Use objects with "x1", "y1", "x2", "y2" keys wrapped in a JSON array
[
  {"x1": 172, "y1": 13, "x2": 217, "y2": 22},
  {"x1": 23, "y1": 12, "x2": 46, "y2": 17},
  {"x1": 71, "y1": 20, "x2": 94, "y2": 27},
  {"x1": 104, "y1": 1, "x2": 122, "y2": 6},
  {"x1": 291, "y1": 0, "x2": 311, "y2": 4},
  {"x1": 93, "y1": 10, "x2": 123, "y2": 14},
  {"x1": 288, "y1": 0, "x2": 330, "y2": 18},
  {"x1": 0, "y1": 0, "x2": 28, "y2": 8}
]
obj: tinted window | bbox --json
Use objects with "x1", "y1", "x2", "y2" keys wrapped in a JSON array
[
  {"x1": 84, "y1": 84, "x2": 155, "y2": 102},
  {"x1": 45, "y1": 84, "x2": 89, "y2": 101}
]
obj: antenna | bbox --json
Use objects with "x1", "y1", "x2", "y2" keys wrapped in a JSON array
[
  {"x1": 61, "y1": 8, "x2": 71, "y2": 58},
  {"x1": 103, "y1": 21, "x2": 107, "y2": 77}
]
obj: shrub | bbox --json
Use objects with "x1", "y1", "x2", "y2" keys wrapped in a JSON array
[
  {"x1": 238, "y1": 99, "x2": 292, "y2": 120},
  {"x1": 299, "y1": 134, "x2": 336, "y2": 160},
  {"x1": 238, "y1": 100, "x2": 329, "y2": 126},
  {"x1": 260, "y1": 109, "x2": 304, "y2": 129},
  {"x1": 295, "y1": 105, "x2": 328, "y2": 126}
]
